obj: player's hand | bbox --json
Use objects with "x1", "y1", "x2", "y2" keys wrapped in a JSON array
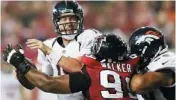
[
  {"x1": 26, "y1": 39, "x2": 52, "y2": 55},
  {"x1": 2, "y1": 44, "x2": 25, "y2": 68}
]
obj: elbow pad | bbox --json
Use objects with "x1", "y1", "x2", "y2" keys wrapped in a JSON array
[{"x1": 69, "y1": 72, "x2": 91, "y2": 93}]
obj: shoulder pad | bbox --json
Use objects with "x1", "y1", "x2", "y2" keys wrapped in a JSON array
[{"x1": 147, "y1": 52, "x2": 176, "y2": 72}]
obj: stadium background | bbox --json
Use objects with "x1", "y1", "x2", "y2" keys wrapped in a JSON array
[{"x1": 1, "y1": 1, "x2": 175, "y2": 100}]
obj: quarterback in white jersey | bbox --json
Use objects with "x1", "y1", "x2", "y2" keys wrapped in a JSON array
[
  {"x1": 128, "y1": 26, "x2": 175, "y2": 100},
  {"x1": 26, "y1": 1, "x2": 101, "y2": 100},
  {"x1": 36, "y1": 29, "x2": 101, "y2": 100}
]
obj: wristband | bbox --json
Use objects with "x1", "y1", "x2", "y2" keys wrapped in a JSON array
[{"x1": 18, "y1": 61, "x2": 31, "y2": 75}]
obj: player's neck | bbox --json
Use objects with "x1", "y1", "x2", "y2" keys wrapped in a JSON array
[{"x1": 62, "y1": 38, "x2": 71, "y2": 47}]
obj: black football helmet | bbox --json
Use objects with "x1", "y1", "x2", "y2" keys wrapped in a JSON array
[
  {"x1": 91, "y1": 34, "x2": 127, "y2": 62},
  {"x1": 129, "y1": 26, "x2": 168, "y2": 67},
  {"x1": 53, "y1": 1, "x2": 83, "y2": 36}
]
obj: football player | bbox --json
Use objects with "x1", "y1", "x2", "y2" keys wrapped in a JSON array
[
  {"x1": 26, "y1": 1, "x2": 101, "y2": 100},
  {"x1": 3, "y1": 34, "x2": 139, "y2": 100},
  {"x1": 128, "y1": 26, "x2": 175, "y2": 100}
]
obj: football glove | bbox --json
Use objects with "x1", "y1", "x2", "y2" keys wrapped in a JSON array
[
  {"x1": 3, "y1": 44, "x2": 30, "y2": 75},
  {"x1": 3, "y1": 44, "x2": 36, "y2": 90}
]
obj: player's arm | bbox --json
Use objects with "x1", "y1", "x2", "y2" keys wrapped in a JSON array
[
  {"x1": 57, "y1": 56, "x2": 83, "y2": 72},
  {"x1": 25, "y1": 67, "x2": 90, "y2": 94},
  {"x1": 46, "y1": 30, "x2": 101, "y2": 72},
  {"x1": 26, "y1": 30, "x2": 101, "y2": 73},
  {"x1": 2, "y1": 44, "x2": 90, "y2": 93},
  {"x1": 25, "y1": 67, "x2": 70, "y2": 93},
  {"x1": 130, "y1": 69, "x2": 174, "y2": 94},
  {"x1": 26, "y1": 39, "x2": 83, "y2": 73}
]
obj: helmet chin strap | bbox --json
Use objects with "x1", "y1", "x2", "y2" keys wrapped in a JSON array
[
  {"x1": 159, "y1": 45, "x2": 168, "y2": 54},
  {"x1": 153, "y1": 46, "x2": 162, "y2": 58},
  {"x1": 61, "y1": 34, "x2": 77, "y2": 40},
  {"x1": 154, "y1": 45, "x2": 168, "y2": 58},
  {"x1": 150, "y1": 45, "x2": 168, "y2": 62}
]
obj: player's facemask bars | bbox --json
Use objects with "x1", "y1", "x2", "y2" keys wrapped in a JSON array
[{"x1": 58, "y1": 21, "x2": 78, "y2": 34}]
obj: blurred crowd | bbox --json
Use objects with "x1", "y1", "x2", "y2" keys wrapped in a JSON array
[{"x1": 1, "y1": 1, "x2": 175, "y2": 100}]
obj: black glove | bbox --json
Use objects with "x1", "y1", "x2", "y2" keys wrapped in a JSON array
[
  {"x1": 3, "y1": 44, "x2": 24, "y2": 67},
  {"x1": 3, "y1": 44, "x2": 31, "y2": 75},
  {"x1": 3, "y1": 44, "x2": 36, "y2": 90}
]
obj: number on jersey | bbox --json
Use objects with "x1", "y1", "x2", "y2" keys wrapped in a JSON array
[{"x1": 100, "y1": 70, "x2": 137, "y2": 99}]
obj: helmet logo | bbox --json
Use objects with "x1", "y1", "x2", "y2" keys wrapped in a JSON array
[
  {"x1": 135, "y1": 35, "x2": 159, "y2": 45},
  {"x1": 61, "y1": 9, "x2": 74, "y2": 13},
  {"x1": 96, "y1": 36, "x2": 106, "y2": 53},
  {"x1": 145, "y1": 30, "x2": 161, "y2": 37}
]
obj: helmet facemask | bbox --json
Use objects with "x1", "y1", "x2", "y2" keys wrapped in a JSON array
[
  {"x1": 55, "y1": 15, "x2": 82, "y2": 32},
  {"x1": 53, "y1": 12, "x2": 83, "y2": 40}
]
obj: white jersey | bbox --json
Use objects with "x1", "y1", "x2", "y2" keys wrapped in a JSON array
[
  {"x1": 1, "y1": 71, "x2": 21, "y2": 100},
  {"x1": 37, "y1": 29, "x2": 102, "y2": 100},
  {"x1": 142, "y1": 51, "x2": 176, "y2": 100}
]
